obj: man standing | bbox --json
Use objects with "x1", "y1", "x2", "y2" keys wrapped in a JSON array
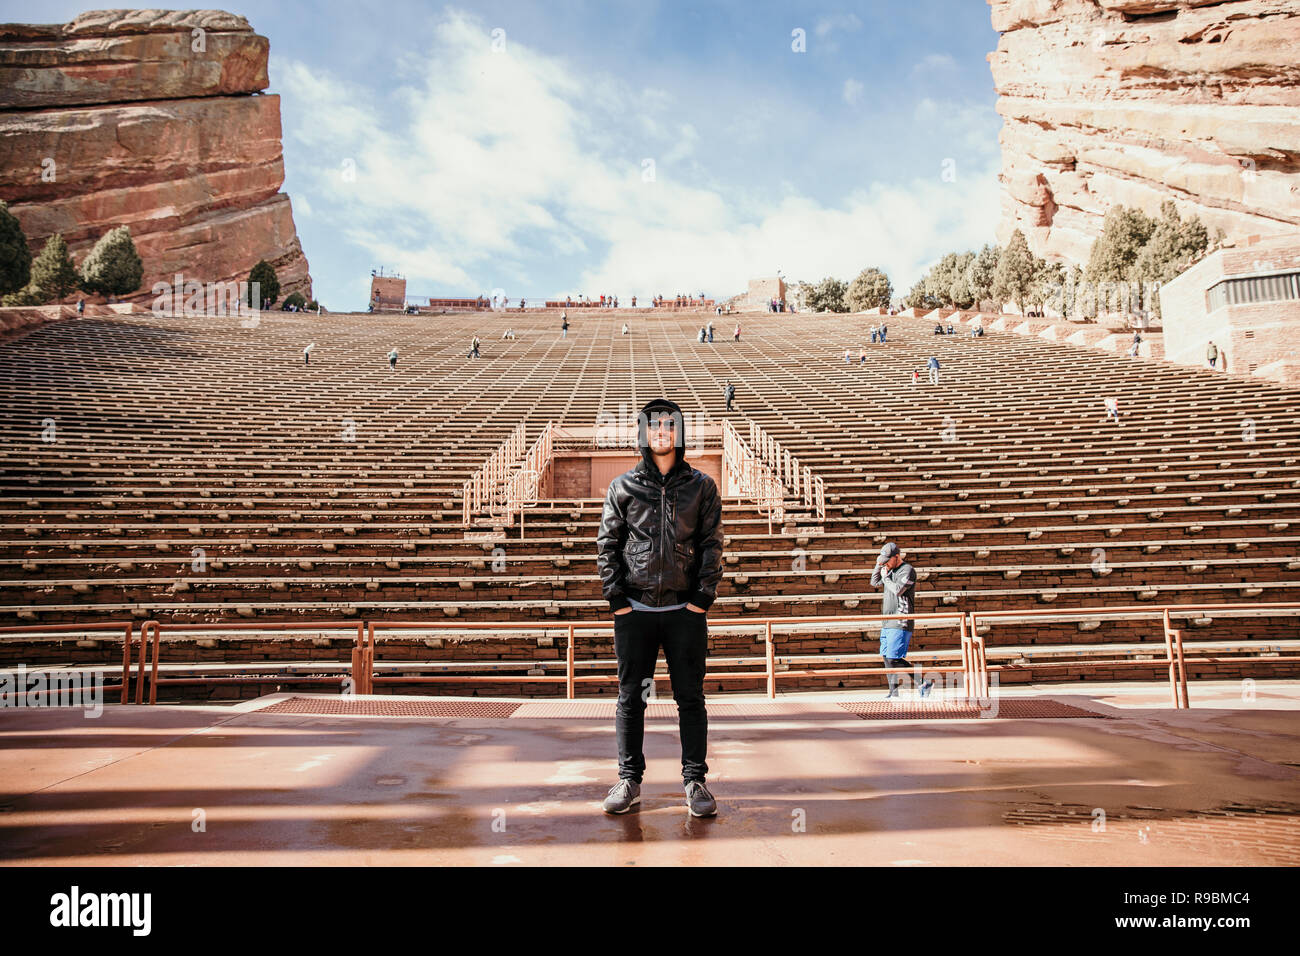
[
  {"x1": 927, "y1": 355, "x2": 941, "y2": 384},
  {"x1": 387, "y1": 347, "x2": 398, "y2": 370},
  {"x1": 561, "y1": 312, "x2": 569, "y2": 339},
  {"x1": 870, "y1": 542, "x2": 933, "y2": 699},
  {"x1": 1207, "y1": 341, "x2": 1218, "y2": 369},
  {"x1": 597, "y1": 398, "x2": 724, "y2": 817},
  {"x1": 724, "y1": 381, "x2": 735, "y2": 411}
]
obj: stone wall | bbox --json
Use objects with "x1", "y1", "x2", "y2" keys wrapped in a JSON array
[{"x1": 1159, "y1": 235, "x2": 1300, "y2": 384}]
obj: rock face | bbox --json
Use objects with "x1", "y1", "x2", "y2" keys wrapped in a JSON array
[
  {"x1": 0, "y1": 10, "x2": 310, "y2": 303},
  {"x1": 987, "y1": 0, "x2": 1300, "y2": 264}
]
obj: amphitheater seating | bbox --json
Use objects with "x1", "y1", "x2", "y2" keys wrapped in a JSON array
[{"x1": 2, "y1": 307, "x2": 1297, "y2": 699}]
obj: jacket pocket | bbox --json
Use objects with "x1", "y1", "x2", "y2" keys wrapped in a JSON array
[
  {"x1": 667, "y1": 541, "x2": 695, "y2": 592},
  {"x1": 623, "y1": 538, "x2": 653, "y2": 588}
]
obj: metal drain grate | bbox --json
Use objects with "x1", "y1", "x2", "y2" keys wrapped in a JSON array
[
  {"x1": 258, "y1": 697, "x2": 522, "y2": 718},
  {"x1": 838, "y1": 699, "x2": 1107, "y2": 720}
]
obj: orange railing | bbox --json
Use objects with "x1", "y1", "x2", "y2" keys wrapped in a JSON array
[
  {"x1": 358, "y1": 612, "x2": 973, "y2": 699},
  {"x1": 969, "y1": 602, "x2": 1300, "y2": 709},
  {"x1": 4, "y1": 602, "x2": 1296, "y2": 708},
  {"x1": 124, "y1": 620, "x2": 365, "y2": 705},
  {"x1": 0, "y1": 621, "x2": 134, "y2": 703},
  {"x1": 723, "y1": 419, "x2": 786, "y2": 531},
  {"x1": 462, "y1": 422, "x2": 527, "y2": 525}
]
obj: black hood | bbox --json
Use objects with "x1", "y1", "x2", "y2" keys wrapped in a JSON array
[{"x1": 636, "y1": 397, "x2": 687, "y2": 480}]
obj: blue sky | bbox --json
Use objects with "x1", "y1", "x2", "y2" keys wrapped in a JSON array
[{"x1": 6, "y1": 1, "x2": 1005, "y2": 310}]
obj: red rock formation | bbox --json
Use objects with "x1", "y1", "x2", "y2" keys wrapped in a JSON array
[
  {"x1": 987, "y1": 0, "x2": 1300, "y2": 263},
  {"x1": 0, "y1": 9, "x2": 311, "y2": 303}
]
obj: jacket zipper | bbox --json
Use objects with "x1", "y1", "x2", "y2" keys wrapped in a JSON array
[{"x1": 657, "y1": 483, "x2": 666, "y2": 604}]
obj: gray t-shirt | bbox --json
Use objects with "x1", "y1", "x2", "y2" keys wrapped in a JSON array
[{"x1": 627, "y1": 597, "x2": 687, "y2": 612}]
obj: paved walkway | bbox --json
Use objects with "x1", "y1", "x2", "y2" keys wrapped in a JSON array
[{"x1": 1, "y1": 682, "x2": 1296, "y2": 865}]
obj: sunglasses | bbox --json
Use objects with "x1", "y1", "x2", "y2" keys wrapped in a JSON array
[{"x1": 648, "y1": 417, "x2": 677, "y2": 431}]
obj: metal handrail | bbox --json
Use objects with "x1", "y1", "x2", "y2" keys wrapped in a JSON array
[
  {"x1": 0, "y1": 621, "x2": 134, "y2": 704},
  {"x1": 462, "y1": 422, "x2": 526, "y2": 525},
  {"x1": 361, "y1": 612, "x2": 972, "y2": 700},
  {"x1": 19, "y1": 600, "x2": 1293, "y2": 706},
  {"x1": 969, "y1": 601, "x2": 1300, "y2": 708}
]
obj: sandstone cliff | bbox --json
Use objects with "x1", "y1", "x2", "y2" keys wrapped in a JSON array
[
  {"x1": 0, "y1": 9, "x2": 311, "y2": 303},
  {"x1": 988, "y1": 0, "x2": 1300, "y2": 264}
]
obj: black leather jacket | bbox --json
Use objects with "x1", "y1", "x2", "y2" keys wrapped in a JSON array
[{"x1": 597, "y1": 455, "x2": 724, "y2": 612}]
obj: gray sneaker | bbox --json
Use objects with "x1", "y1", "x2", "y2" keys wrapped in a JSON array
[
  {"x1": 685, "y1": 780, "x2": 717, "y2": 817},
  {"x1": 602, "y1": 779, "x2": 641, "y2": 814}
]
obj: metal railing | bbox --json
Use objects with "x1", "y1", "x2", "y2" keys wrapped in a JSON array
[
  {"x1": 0, "y1": 622, "x2": 134, "y2": 703},
  {"x1": 495, "y1": 421, "x2": 553, "y2": 534},
  {"x1": 359, "y1": 612, "x2": 975, "y2": 699},
  {"x1": 4, "y1": 601, "x2": 1297, "y2": 707},
  {"x1": 968, "y1": 602, "x2": 1300, "y2": 709},
  {"x1": 744, "y1": 420, "x2": 825, "y2": 522},
  {"x1": 462, "y1": 422, "x2": 527, "y2": 525},
  {"x1": 723, "y1": 420, "x2": 787, "y2": 531},
  {"x1": 125, "y1": 621, "x2": 365, "y2": 704}
]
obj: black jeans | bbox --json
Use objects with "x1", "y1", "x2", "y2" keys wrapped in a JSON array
[
  {"x1": 614, "y1": 607, "x2": 709, "y2": 784},
  {"x1": 883, "y1": 656, "x2": 910, "y2": 694}
]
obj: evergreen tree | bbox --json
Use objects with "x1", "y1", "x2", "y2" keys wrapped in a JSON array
[
  {"x1": 29, "y1": 233, "x2": 79, "y2": 302},
  {"x1": 1133, "y1": 201, "x2": 1210, "y2": 316},
  {"x1": 1085, "y1": 205, "x2": 1155, "y2": 285},
  {"x1": 992, "y1": 229, "x2": 1036, "y2": 313},
  {"x1": 248, "y1": 259, "x2": 280, "y2": 308},
  {"x1": 924, "y1": 251, "x2": 975, "y2": 307},
  {"x1": 903, "y1": 279, "x2": 939, "y2": 311},
  {"x1": 1029, "y1": 259, "x2": 1066, "y2": 313},
  {"x1": 80, "y1": 226, "x2": 143, "y2": 298},
  {"x1": 948, "y1": 273, "x2": 974, "y2": 310},
  {"x1": 846, "y1": 267, "x2": 893, "y2": 311},
  {"x1": 0, "y1": 200, "x2": 31, "y2": 297},
  {"x1": 964, "y1": 244, "x2": 1000, "y2": 311},
  {"x1": 806, "y1": 276, "x2": 848, "y2": 313}
]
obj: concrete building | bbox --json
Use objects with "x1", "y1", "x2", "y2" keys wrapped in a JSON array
[
  {"x1": 369, "y1": 274, "x2": 407, "y2": 311},
  {"x1": 746, "y1": 276, "x2": 786, "y2": 311},
  {"x1": 1159, "y1": 235, "x2": 1300, "y2": 385}
]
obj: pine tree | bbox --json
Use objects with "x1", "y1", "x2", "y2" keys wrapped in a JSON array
[
  {"x1": 992, "y1": 230, "x2": 1036, "y2": 313},
  {"x1": 248, "y1": 260, "x2": 280, "y2": 308},
  {"x1": 964, "y1": 244, "x2": 1000, "y2": 311},
  {"x1": 30, "y1": 233, "x2": 79, "y2": 302},
  {"x1": 846, "y1": 267, "x2": 893, "y2": 311},
  {"x1": 806, "y1": 276, "x2": 848, "y2": 313},
  {"x1": 924, "y1": 251, "x2": 975, "y2": 307},
  {"x1": 80, "y1": 226, "x2": 143, "y2": 298},
  {"x1": 0, "y1": 200, "x2": 31, "y2": 297},
  {"x1": 1085, "y1": 206, "x2": 1155, "y2": 285}
]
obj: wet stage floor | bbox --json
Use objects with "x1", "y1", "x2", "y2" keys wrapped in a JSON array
[{"x1": 1, "y1": 682, "x2": 1297, "y2": 866}]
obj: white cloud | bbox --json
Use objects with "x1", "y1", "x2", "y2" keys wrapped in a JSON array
[
  {"x1": 912, "y1": 52, "x2": 958, "y2": 76},
  {"x1": 913, "y1": 97, "x2": 1003, "y2": 157},
  {"x1": 663, "y1": 123, "x2": 699, "y2": 165},
  {"x1": 814, "y1": 13, "x2": 862, "y2": 38},
  {"x1": 842, "y1": 78, "x2": 864, "y2": 106},
  {"x1": 280, "y1": 7, "x2": 999, "y2": 302}
]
